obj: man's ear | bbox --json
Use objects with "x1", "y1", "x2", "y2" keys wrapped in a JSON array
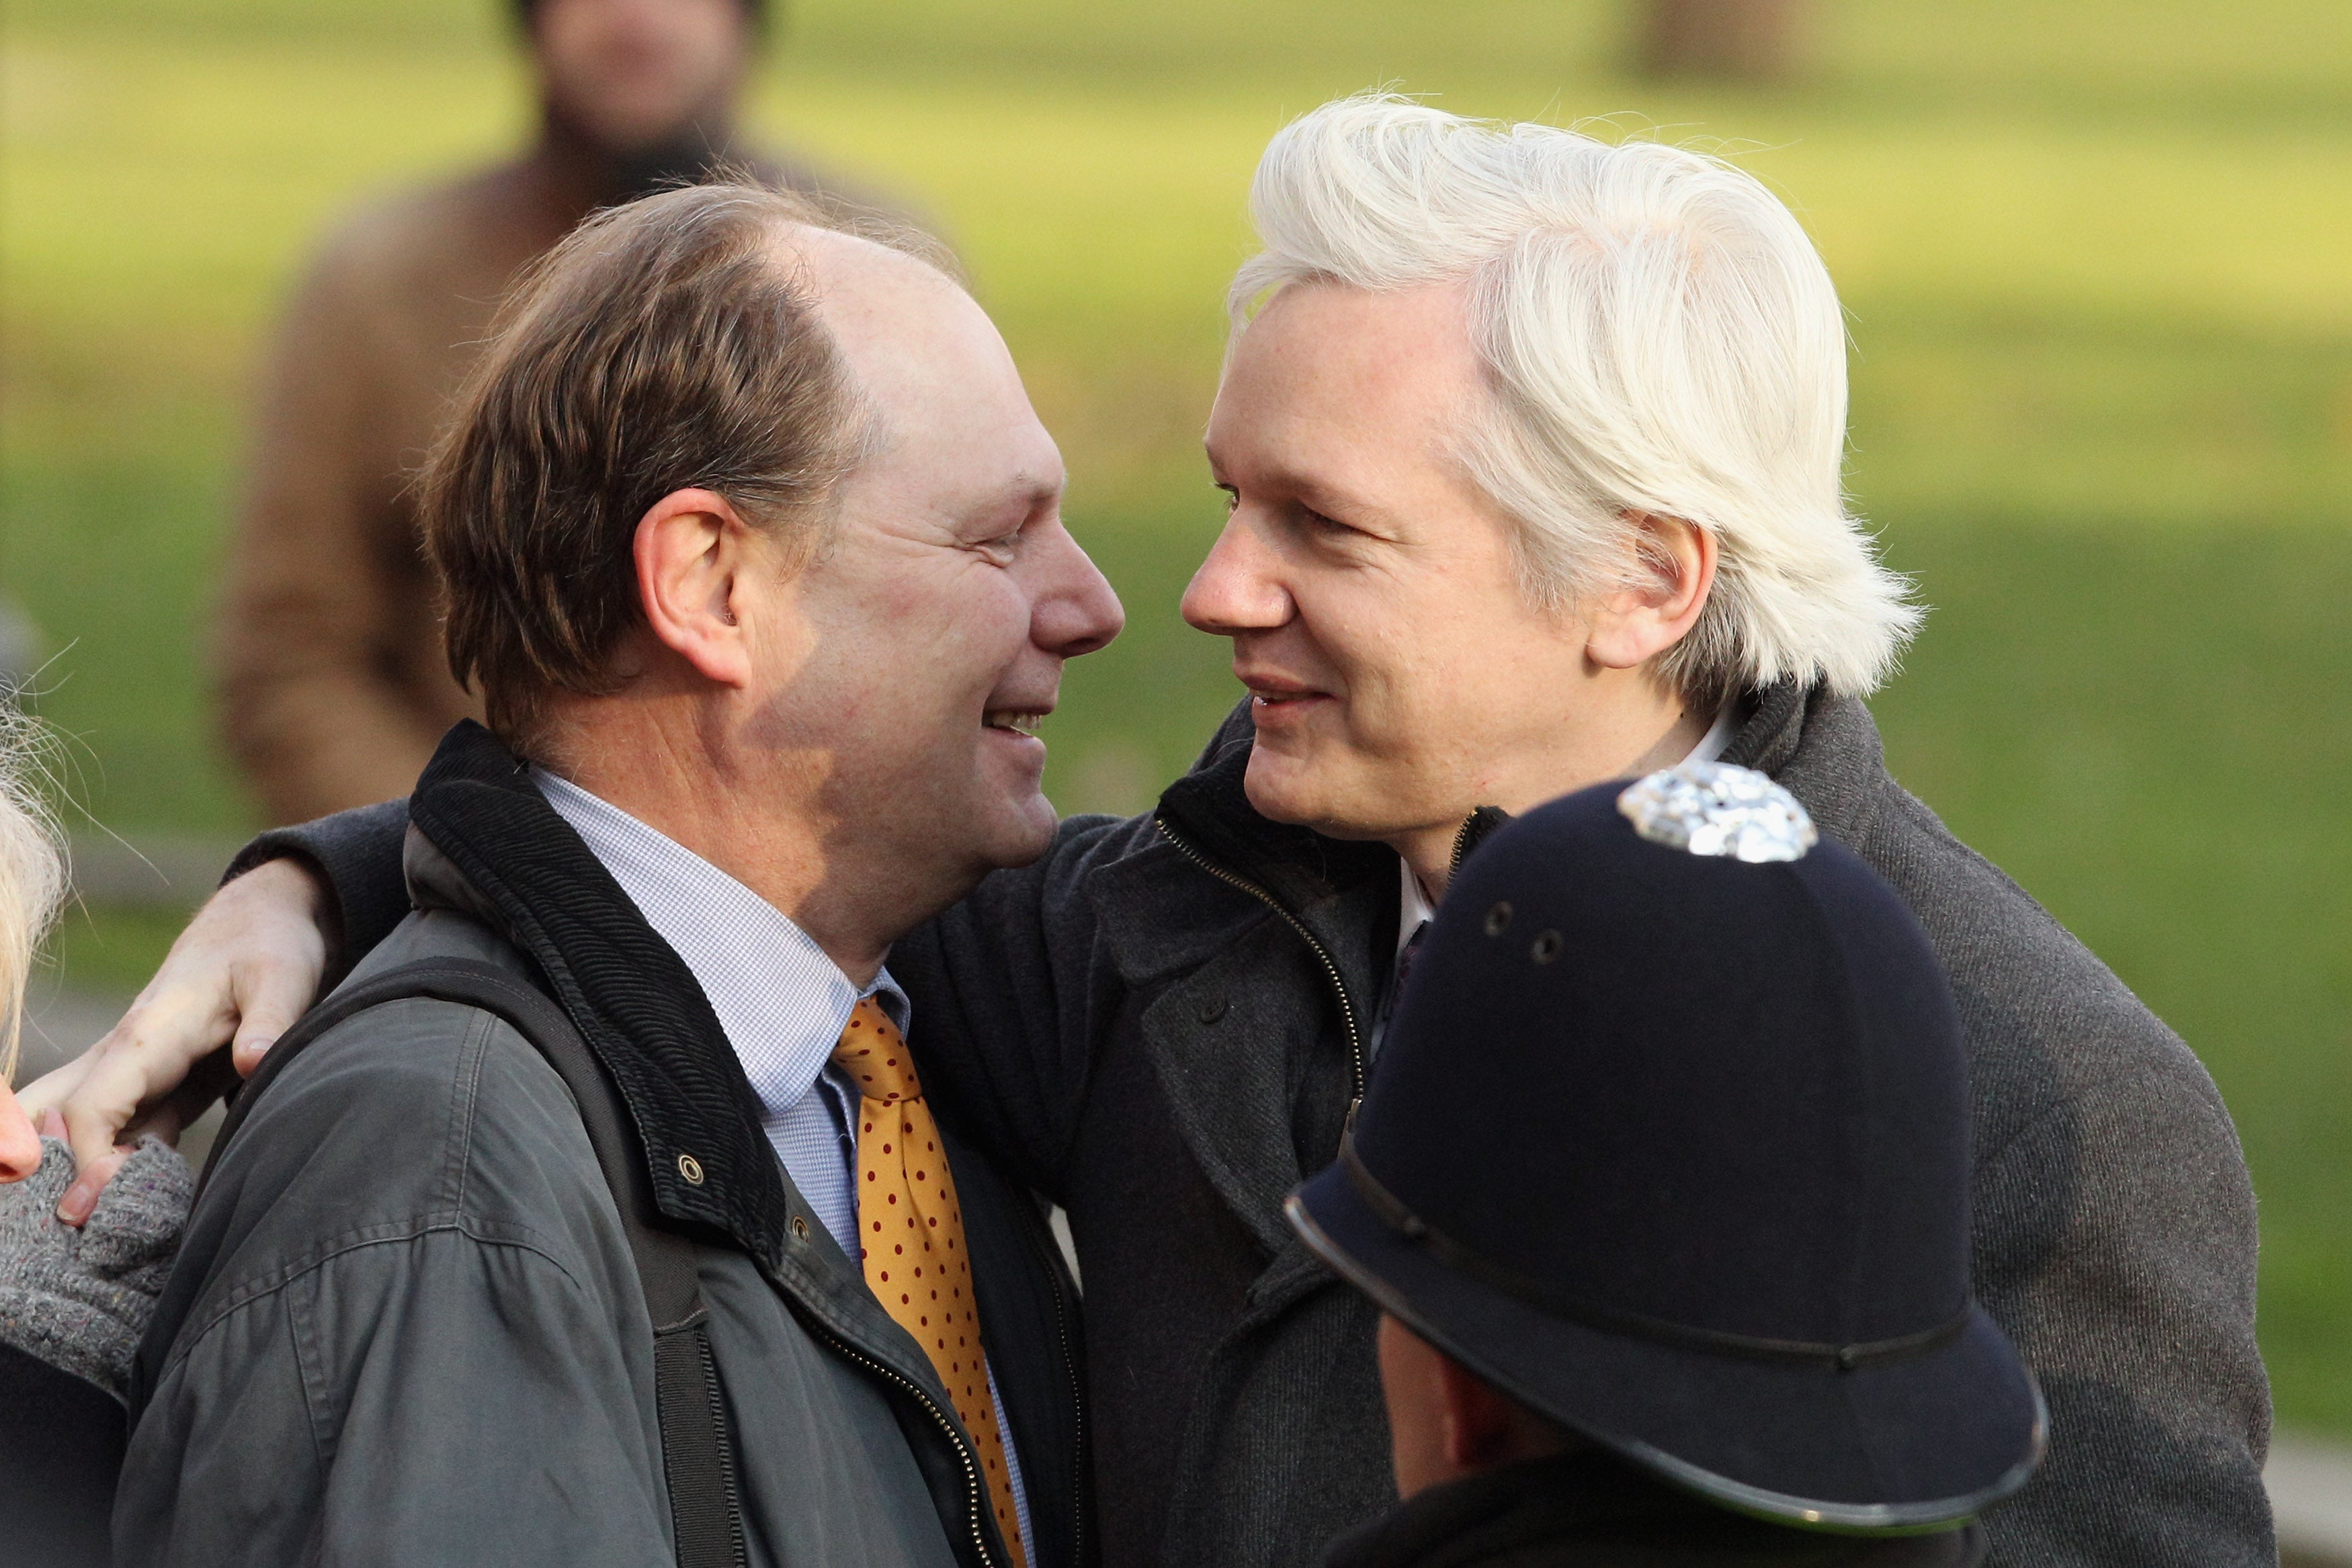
[
  {"x1": 633, "y1": 487, "x2": 761, "y2": 688},
  {"x1": 1583, "y1": 512, "x2": 1717, "y2": 672},
  {"x1": 1434, "y1": 1349, "x2": 1523, "y2": 1471},
  {"x1": 1435, "y1": 1348, "x2": 1580, "y2": 1473}
]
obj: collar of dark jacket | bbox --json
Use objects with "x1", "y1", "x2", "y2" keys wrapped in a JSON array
[
  {"x1": 1083, "y1": 701, "x2": 1395, "y2": 1002},
  {"x1": 403, "y1": 721, "x2": 794, "y2": 1264},
  {"x1": 1138, "y1": 705, "x2": 1401, "y2": 1055},
  {"x1": 1717, "y1": 680, "x2": 1891, "y2": 848},
  {"x1": 1153, "y1": 700, "x2": 1400, "y2": 920}
]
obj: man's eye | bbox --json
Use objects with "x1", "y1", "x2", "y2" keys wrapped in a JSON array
[{"x1": 1215, "y1": 485, "x2": 1240, "y2": 514}]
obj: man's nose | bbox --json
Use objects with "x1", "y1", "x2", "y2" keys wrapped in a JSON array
[
  {"x1": 1032, "y1": 524, "x2": 1125, "y2": 659},
  {"x1": 1180, "y1": 511, "x2": 1291, "y2": 636}
]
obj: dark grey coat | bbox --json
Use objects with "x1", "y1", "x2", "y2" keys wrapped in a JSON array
[
  {"x1": 896, "y1": 685, "x2": 2273, "y2": 1568},
  {"x1": 130, "y1": 725, "x2": 1085, "y2": 1568},
  {"x1": 265, "y1": 686, "x2": 2273, "y2": 1568}
]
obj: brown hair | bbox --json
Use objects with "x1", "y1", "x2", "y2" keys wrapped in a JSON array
[{"x1": 421, "y1": 180, "x2": 938, "y2": 744}]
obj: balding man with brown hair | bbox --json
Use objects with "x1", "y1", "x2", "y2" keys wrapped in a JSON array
[{"x1": 126, "y1": 182, "x2": 1116, "y2": 1568}]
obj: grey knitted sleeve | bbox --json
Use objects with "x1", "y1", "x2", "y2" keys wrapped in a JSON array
[{"x1": 0, "y1": 1135, "x2": 194, "y2": 1402}]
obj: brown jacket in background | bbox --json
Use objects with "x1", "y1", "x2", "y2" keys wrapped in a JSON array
[{"x1": 214, "y1": 136, "x2": 876, "y2": 824}]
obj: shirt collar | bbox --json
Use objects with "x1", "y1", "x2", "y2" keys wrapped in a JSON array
[
  {"x1": 532, "y1": 767, "x2": 905, "y2": 1125},
  {"x1": 1396, "y1": 859, "x2": 1437, "y2": 967},
  {"x1": 1685, "y1": 694, "x2": 1741, "y2": 767}
]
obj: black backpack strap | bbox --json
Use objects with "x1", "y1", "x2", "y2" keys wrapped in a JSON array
[{"x1": 203, "y1": 958, "x2": 747, "y2": 1568}]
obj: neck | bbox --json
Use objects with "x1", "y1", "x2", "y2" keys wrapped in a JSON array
[
  {"x1": 538, "y1": 698, "x2": 899, "y2": 988},
  {"x1": 530, "y1": 105, "x2": 739, "y2": 212},
  {"x1": 1390, "y1": 692, "x2": 1714, "y2": 901}
]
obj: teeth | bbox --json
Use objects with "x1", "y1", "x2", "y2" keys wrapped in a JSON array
[{"x1": 985, "y1": 711, "x2": 1043, "y2": 736}]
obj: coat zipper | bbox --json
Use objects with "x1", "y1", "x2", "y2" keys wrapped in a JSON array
[
  {"x1": 803, "y1": 1207, "x2": 1081, "y2": 1568},
  {"x1": 1030, "y1": 1208, "x2": 1089, "y2": 1565},
  {"x1": 809, "y1": 1323, "x2": 1002, "y2": 1568},
  {"x1": 1050, "y1": 1287, "x2": 1085, "y2": 1567},
  {"x1": 1154, "y1": 816, "x2": 1368, "y2": 1103},
  {"x1": 1447, "y1": 810, "x2": 1486, "y2": 876}
]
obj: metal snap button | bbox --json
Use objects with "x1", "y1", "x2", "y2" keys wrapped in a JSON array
[
  {"x1": 1483, "y1": 901, "x2": 1513, "y2": 936},
  {"x1": 677, "y1": 1153, "x2": 706, "y2": 1185},
  {"x1": 1531, "y1": 930, "x2": 1563, "y2": 963},
  {"x1": 792, "y1": 1215, "x2": 810, "y2": 1240},
  {"x1": 1198, "y1": 997, "x2": 1228, "y2": 1024}
]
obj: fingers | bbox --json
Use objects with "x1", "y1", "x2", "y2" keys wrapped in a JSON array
[
  {"x1": 44, "y1": 984, "x2": 233, "y2": 1215},
  {"x1": 56, "y1": 1146, "x2": 129, "y2": 1227},
  {"x1": 54, "y1": 1043, "x2": 239, "y2": 1225},
  {"x1": 14, "y1": 1050, "x2": 92, "y2": 1122},
  {"x1": 228, "y1": 966, "x2": 311, "y2": 1078},
  {"x1": 26, "y1": 857, "x2": 334, "y2": 1219},
  {"x1": 130, "y1": 1047, "x2": 241, "y2": 1154},
  {"x1": 62, "y1": 997, "x2": 222, "y2": 1147},
  {"x1": 123, "y1": 1098, "x2": 190, "y2": 1149},
  {"x1": 40, "y1": 1108, "x2": 66, "y2": 1139},
  {"x1": 56, "y1": 1065, "x2": 149, "y2": 1218}
]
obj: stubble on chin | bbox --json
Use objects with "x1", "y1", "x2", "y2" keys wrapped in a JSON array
[
  {"x1": 1244, "y1": 734, "x2": 1461, "y2": 844},
  {"x1": 972, "y1": 760, "x2": 1059, "y2": 868},
  {"x1": 1240, "y1": 742, "x2": 1325, "y2": 829}
]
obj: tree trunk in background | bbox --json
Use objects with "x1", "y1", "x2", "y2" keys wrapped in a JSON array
[{"x1": 1636, "y1": 0, "x2": 1809, "y2": 81}]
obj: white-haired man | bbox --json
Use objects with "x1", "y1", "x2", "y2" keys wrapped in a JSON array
[{"x1": 24, "y1": 99, "x2": 2269, "y2": 1568}]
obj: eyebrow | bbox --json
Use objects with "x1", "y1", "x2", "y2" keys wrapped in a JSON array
[
  {"x1": 963, "y1": 474, "x2": 1062, "y2": 529},
  {"x1": 1206, "y1": 442, "x2": 1401, "y2": 530}
]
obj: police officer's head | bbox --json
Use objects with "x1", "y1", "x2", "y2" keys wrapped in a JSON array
[{"x1": 1288, "y1": 764, "x2": 2044, "y2": 1532}]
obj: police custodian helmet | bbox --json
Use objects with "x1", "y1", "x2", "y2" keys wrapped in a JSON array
[{"x1": 1288, "y1": 763, "x2": 2045, "y2": 1533}]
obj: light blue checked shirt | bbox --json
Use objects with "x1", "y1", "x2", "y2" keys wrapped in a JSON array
[{"x1": 534, "y1": 767, "x2": 1033, "y2": 1557}]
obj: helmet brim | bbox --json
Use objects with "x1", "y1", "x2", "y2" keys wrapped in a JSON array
[{"x1": 1289, "y1": 1165, "x2": 2045, "y2": 1534}]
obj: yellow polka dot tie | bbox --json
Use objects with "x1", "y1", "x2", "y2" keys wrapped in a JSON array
[{"x1": 833, "y1": 998, "x2": 1027, "y2": 1568}]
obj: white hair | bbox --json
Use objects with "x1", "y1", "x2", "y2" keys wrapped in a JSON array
[
  {"x1": 0, "y1": 701, "x2": 65, "y2": 1085},
  {"x1": 1230, "y1": 95, "x2": 1919, "y2": 701}
]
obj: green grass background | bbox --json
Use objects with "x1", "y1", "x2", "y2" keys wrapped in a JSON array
[{"x1": 5, "y1": 0, "x2": 2349, "y2": 1429}]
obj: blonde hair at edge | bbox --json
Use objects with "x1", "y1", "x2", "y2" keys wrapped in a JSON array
[
  {"x1": 0, "y1": 706, "x2": 66, "y2": 1088},
  {"x1": 1230, "y1": 95, "x2": 1921, "y2": 702}
]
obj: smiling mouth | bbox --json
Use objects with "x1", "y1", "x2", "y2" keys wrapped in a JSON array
[
  {"x1": 1245, "y1": 685, "x2": 1329, "y2": 707},
  {"x1": 984, "y1": 709, "x2": 1046, "y2": 737}
]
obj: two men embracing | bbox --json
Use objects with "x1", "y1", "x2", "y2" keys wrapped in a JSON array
[{"x1": 13, "y1": 97, "x2": 2271, "y2": 1567}]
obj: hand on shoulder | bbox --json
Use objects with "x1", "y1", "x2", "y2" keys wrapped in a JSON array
[{"x1": 8, "y1": 858, "x2": 330, "y2": 1224}]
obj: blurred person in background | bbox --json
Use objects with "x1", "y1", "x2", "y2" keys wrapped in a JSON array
[
  {"x1": 22, "y1": 98, "x2": 2273, "y2": 1568},
  {"x1": 218, "y1": 0, "x2": 906, "y2": 824}
]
